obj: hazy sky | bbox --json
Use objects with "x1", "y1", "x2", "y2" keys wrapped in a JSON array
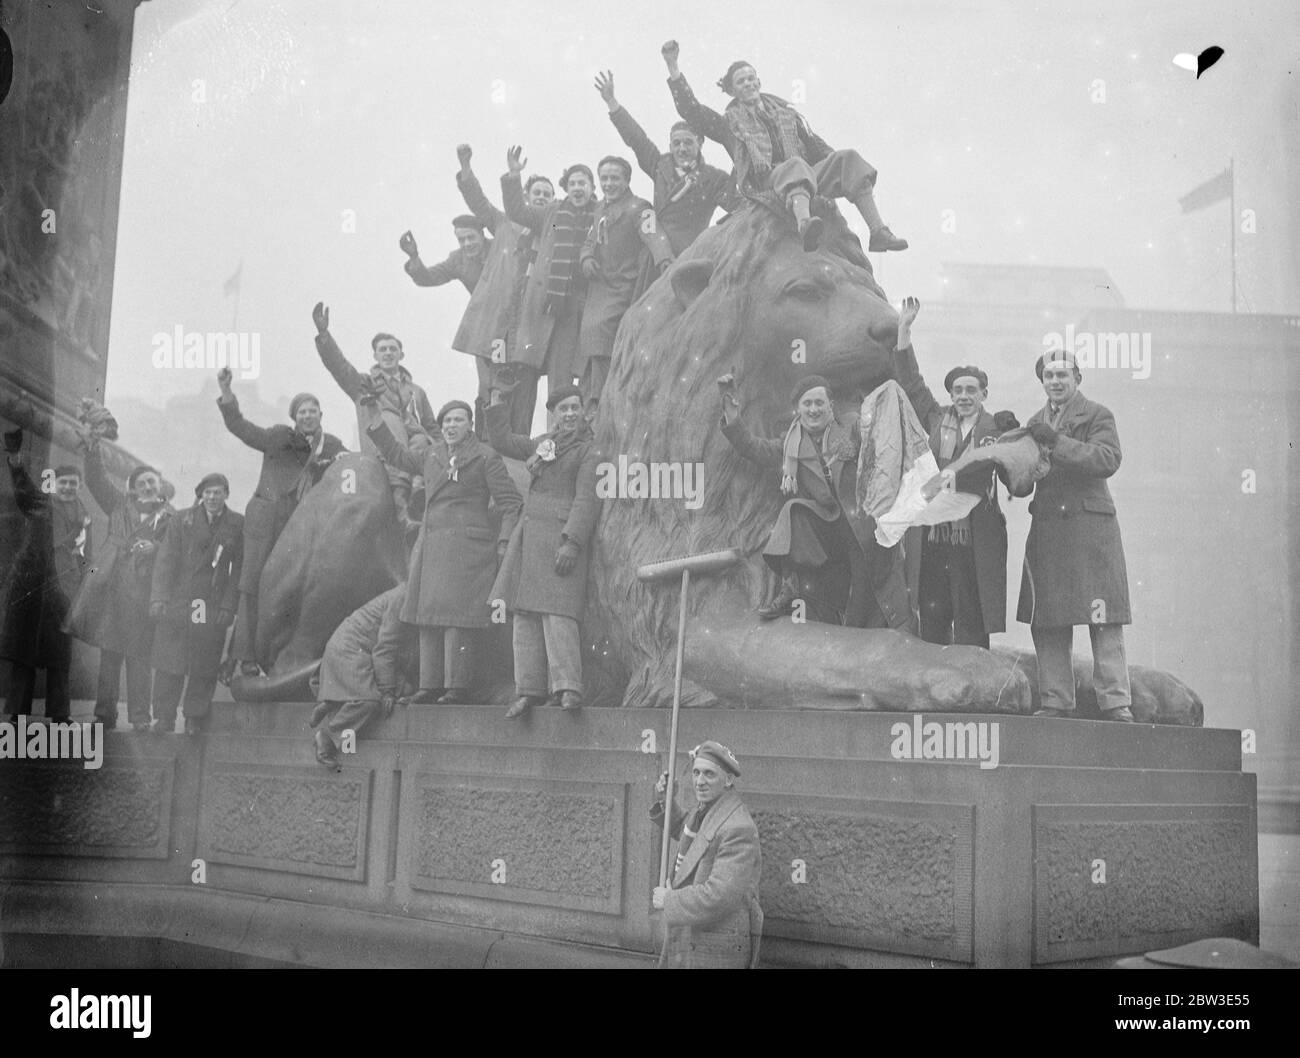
[{"x1": 106, "y1": 0, "x2": 1300, "y2": 433}]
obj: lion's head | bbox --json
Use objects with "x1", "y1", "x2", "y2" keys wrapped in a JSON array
[{"x1": 588, "y1": 203, "x2": 898, "y2": 706}]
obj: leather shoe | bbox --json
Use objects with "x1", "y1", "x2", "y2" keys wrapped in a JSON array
[
  {"x1": 407, "y1": 688, "x2": 441, "y2": 705},
  {"x1": 314, "y1": 729, "x2": 341, "y2": 770},
  {"x1": 1103, "y1": 706, "x2": 1135, "y2": 723},
  {"x1": 504, "y1": 696, "x2": 540, "y2": 720},
  {"x1": 799, "y1": 215, "x2": 825, "y2": 252},
  {"x1": 1032, "y1": 708, "x2": 1073, "y2": 718},
  {"x1": 435, "y1": 689, "x2": 471, "y2": 705},
  {"x1": 559, "y1": 690, "x2": 583, "y2": 711},
  {"x1": 868, "y1": 226, "x2": 908, "y2": 252},
  {"x1": 757, "y1": 582, "x2": 798, "y2": 620},
  {"x1": 240, "y1": 661, "x2": 262, "y2": 678}
]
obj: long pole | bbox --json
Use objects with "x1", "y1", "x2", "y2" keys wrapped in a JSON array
[
  {"x1": 658, "y1": 567, "x2": 691, "y2": 889},
  {"x1": 1229, "y1": 157, "x2": 1237, "y2": 314}
]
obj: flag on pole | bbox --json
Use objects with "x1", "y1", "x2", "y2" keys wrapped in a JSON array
[
  {"x1": 1179, "y1": 167, "x2": 1232, "y2": 213},
  {"x1": 222, "y1": 260, "x2": 243, "y2": 298}
]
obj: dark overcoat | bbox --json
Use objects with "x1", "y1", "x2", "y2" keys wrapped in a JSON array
[
  {"x1": 316, "y1": 584, "x2": 411, "y2": 702},
  {"x1": 64, "y1": 444, "x2": 174, "y2": 661},
  {"x1": 577, "y1": 193, "x2": 673, "y2": 375},
  {"x1": 484, "y1": 403, "x2": 600, "y2": 621},
  {"x1": 217, "y1": 394, "x2": 345, "y2": 597},
  {"x1": 609, "y1": 104, "x2": 742, "y2": 254},
  {"x1": 651, "y1": 790, "x2": 764, "y2": 969},
  {"x1": 500, "y1": 174, "x2": 592, "y2": 383},
  {"x1": 149, "y1": 503, "x2": 244, "y2": 678},
  {"x1": 721, "y1": 414, "x2": 911, "y2": 629},
  {"x1": 893, "y1": 344, "x2": 1011, "y2": 633},
  {"x1": 1016, "y1": 391, "x2": 1131, "y2": 628},
  {"x1": 0, "y1": 462, "x2": 91, "y2": 669},
  {"x1": 368, "y1": 423, "x2": 521, "y2": 628}
]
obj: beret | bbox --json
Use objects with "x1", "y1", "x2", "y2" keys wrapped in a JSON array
[
  {"x1": 669, "y1": 120, "x2": 701, "y2": 140},
  {"x1": 437, "y1": 399, "x2": 474, "y2": 425},
  {"x1": 127, "y1": 465, "x2": 159, "y2": 489},
  {"x1": 944, "y1": 365, "x2": 988, "y2": 392},
  {"x1": 1035, "y1": 349, "x2": 1081, "y2": 380},
  {"x1": 451, "y1": 214, "x2": 486, "y2": 232},
  {"x1": 690, "y1": 740, "x2": 741, "y2": 777},
  {"x1": 790, "y1": 374, "x2": 831, "y2": 405},
  {"x1": 546, "y1": 384, "x2": 582, "y2": 410},
  {"x1": 53, "y1": 465, "x2": 81, "y2": 479},
  {"x1": 560, "y1": 163, "x2": 594, "y2": 189},
  {"x1": 194, "y1": 472, "x2": 230, "y2": 498}
]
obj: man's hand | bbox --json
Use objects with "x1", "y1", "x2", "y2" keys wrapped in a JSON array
[
  {"x1": 456, "y1": 143, "x2": 472, "y2": 172},
  {"x1": 594, "y1": 70, "x2": 617, "y2": 109},
  {"x1": 897, "y1": 295, "x2": 920, "y2": 349},
  {"x1": 717, "y1": 372, "x2": 740, "y2": 422},
  {"x1": 399, "y1": 230, "x2": 419, "y2": 258},
  {"x1": 554, "y1": 539, "x2": 580, "y2": 576},
  {"x1": 380, "y1": 693, "x2": 397, "y2": 718},
  {"x1": 216, "y1": 608, "x2": 235, "y2": 629},
  {"x1": 652, "y1": 886, "x2": 668, "y2": 911},
  {"x1": 993, "y1": 410, "x2": 1020, "y2": 432},
  {"x1": 581, "y1": 258, "x2": 600, "y2": 280},
  {"x1": 312, "y1": 301, "x2": 330, "y2": 335},
  {"x1": 217, "y1": 366, "x2": 234, "y2": 396},
  {"x1": 506, "y1": 145, "x2": 527, "y2": 176},
  {"x1": 1028, "y1": 422, "x2": 1059, "y2": 447},
  {"x1": 654, "y1": 769, "x2": 679, "y2": 798},
  {"x1": 661, "y1": 39, "x2": 680, "y2": 76}
]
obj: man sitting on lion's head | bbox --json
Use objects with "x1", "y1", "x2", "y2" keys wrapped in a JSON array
[
  {"x1": 662, "y1": 39, "x2": 908, "y2": 254},
  {"x1": 717, "y1": 372, "x2": 913, "y2": 631}
]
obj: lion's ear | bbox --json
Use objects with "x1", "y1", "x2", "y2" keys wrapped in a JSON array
[{"x1": 670, "y1": 259, "x2": 714, "y2": 309}]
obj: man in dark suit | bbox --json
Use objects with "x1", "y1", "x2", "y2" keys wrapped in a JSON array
[
  {"x1": 216, "y1": 367, "x2": 345, "y2": 676},
  {"x1": 149, "y1": 473, "x2": 243, "y2": 733},
  {"x1": 892, "y1": 296, "x2": 1017, "y2": 647},
  {"x1": 1018, "y1": 349, "x2": 1134, "y2": 722}
]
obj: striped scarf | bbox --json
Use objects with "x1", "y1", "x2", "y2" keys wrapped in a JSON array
[
  {"x1": 724, "y1": 94, "x2": 807, "y2": 189},
  {"x1": 544, "y1": 198, "x2": 597, "y2": 308},
  {"x1": 928, "y1": 407, "x2": 976, "y2": 546},
  {"x1": 672, "y1": 803, "x2": 711, "y2": 880}
]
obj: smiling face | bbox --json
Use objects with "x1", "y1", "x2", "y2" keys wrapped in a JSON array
[
  {"x1": 526, "y1": 178, "x2": 555, "y2": 208},
  {"x1": 797, "y1": 386, "x2": 832, "y2": 432},
  {"x1": 565, "y1": 170, "x2": 593, "y2": 208},
  {"x1": 553, "y1": 395, "x2": 583, "y2": 434},
  {"x1": 441, "y1": 407, "x2": 472, "y2": 446},
  {"x1": 669, "y1": 128, "x2": 701, "y2": 168},
  {"x1": 373, "y1": 337, "x2": 403, "y2": 374},
  {"x1": 132, "y1": 470, "x2": 161, "y2": 504},
  {"x1": 949, "y1": 376, "x2": 987, "y2": 420},
  {"x1": 598, "y1": 162, "x2": 628, "y2": 202},
  {"x1": 200, "y1": 484, "x2": 228, "y2": 516},
  {"x1": 455, "y1": 227, "x2": 485, "y2": 257},
  {"x1": 1041, "y1": 363, "x2": 1080, "y2": 406},
  {"x1": 692, "y1": 758, "x2": 731, "y2": 807},
  {"x1": 731, "y1": 65, "x2": 761, "y2": 103},
  {"x1": 293, "y1": 399, "x2": 322, "y2": 437},
  {"x1": 53, "y1": 473, "x2": 81, "y2": 503}
]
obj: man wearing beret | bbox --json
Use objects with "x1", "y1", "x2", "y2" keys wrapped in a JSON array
[
  {"x1": 148, "y1": 473, "x2": 244, "y2": 733},
  {"x1": 1018, "y1": 349, "x2": 1134, "y2": 722},
  {"x1": 651, "y1": 740, "x2": 763, "y2": 969},
  {"x1": 1, "y1": 430, "x2": 90, "y2": 721},
  {"x1": 892, "y1": 296, "x2": 1018, "y2": 647},
  {"x1": 216, "y1": 367, "x2": 345, "y2": 677}
]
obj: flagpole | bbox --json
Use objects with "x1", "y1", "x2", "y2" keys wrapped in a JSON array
[{"x1": 1229, "y1": 157, "x2": 1237, "y2": 314}]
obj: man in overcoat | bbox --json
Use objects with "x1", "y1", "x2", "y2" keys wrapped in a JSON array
[
  {"x1": 485, "y1": 383, "x2": 600, "y2": 717},
  {"x1": 64, "y1": 438, "x2": 174, "y2": 730},
  {"x1": 651, "y1": 740, "x2": 763, "y2": 969},
  {"x1": 594, "y1": 70, "x2": 741, "y2": 254},
  {"x1": 501, "y1": 147, "x2": 598, "y2": 397},
  {"x1": 719, "y1": 373, "x2": 913, "y2": 631},
  {"x1": 1018, "y1": 349, "x2": 1134, "y2": 722},
  {"x1": 216, "y1": 367, "x2": 345, "y2": 675},
  {"x1": 1, "y1": 431, "x2": 90, "y2": 719},
  {"x1": 661, "y1": 40, "x2": 907, "y2": 253},
  {"x1": 892, "y1": 296, "x2": 1017, "y2": 647},
  {"x1": 149, "y1": 473, "x2": 243, "y2": 734}
]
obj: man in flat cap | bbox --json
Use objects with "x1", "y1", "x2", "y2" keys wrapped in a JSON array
[
  {"x1": 1018, "y1": 349, "x2": 1134, "y2": 722},
  {"x1": 718, "y1": 371, "x2": 913, "y2": 630},
  {"x1": 651, "y1": 740, "x2": 763, "y2": 969},
  {"x1": 892, "y1": 297, "x2": 1019, "y2": 647},
  {"x1": 216, "y1": 367, "x2": 345, "y2": 677},
  {"x1": 148, "y1": 473, "x2": 243, "y2": 733},
  {"x1": 661, "y1": 40, "x2": 907, "y2": 253}
]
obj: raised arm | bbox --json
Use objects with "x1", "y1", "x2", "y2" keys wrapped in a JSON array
[
  {"x1": 502, "y1": 146, "x2": 550, "y2": 230},
  {"x1": 365, "y1": 417, "x2": 424, "y2": 477},
  {"x1": 483, "y1": 399, "x2": 537, "y2": 462},
  {"x1": 82, "y1": 440, "x2": 123, "y2": 516},
  {"x1": 891, "y1": 297, "x2": 943, "y2": 433},
  {"x1": 596, "y1": 70, "x2": 663, "y2": 179},
  {"x1": 404, "y1": 249, "x2": 461, "y2": 288},
  {"x1": 456, "y1": 144, "x2": 507, "y2": 231},
  {"x1": 311, "y1": 303, "x2": 368, "y2": 401},
  {"x1": 666, "y1": 79, "x2": 733, "y2": 156},
  {"x1": 216, "y1": 369, "x2": 274, "y2": 453}
]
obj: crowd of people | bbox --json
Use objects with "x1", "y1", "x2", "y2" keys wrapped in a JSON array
[{"x1": 0, "y1": 40, "x2": 1139, "y2": 969}]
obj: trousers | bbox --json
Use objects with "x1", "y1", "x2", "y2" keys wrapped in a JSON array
[
  {"x1": 513, "y1": 612, "x2": 583, "y2": 696},
  {"x1": 94, "y1": 649, "x2": 154, "y2": 725},
  {"x1": 417, "y1": 626, "x2": 473, "y2": 691},
  {"x1": 769, "y1": 149, "x2": 878, "y2": 206},
  {"x1": 152, "y1": 670, "x2": 218, "y2": 724},
  {"x1": 1031, "y1": 623, "x2": 1131, "y2": 713},
  {"x1": 3, "y1": 663, "x2": 71, "y2": 719},
  {"x1": 918, "y1": 537, "x2": 987, "y2": 648}
]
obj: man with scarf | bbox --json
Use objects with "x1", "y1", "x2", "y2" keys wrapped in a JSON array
[
  {"x1": 577, "y1": 155, "x2": 674, "y2": 414},
  {"x1": 892, "y1": 297, "x2": 1019, "y2": 647},
  {"x1": 1, "y1": 430, "x2": 91, "y2": 720},
  {"x1": 452, "y1": 143, "x2": 554, "y2": 433},
  {"x1": 1018, "y1": 349, "x2": 1134, "y2": 723},
  {"x1": 719, "y1": 373, "x2": 912, "y2": 630},
  {"x1": 593, "y1": 70, "x2": 741, "y2": 254},
  {"x1": 485, "y1": 382, "x2": 600, "y2": 718},
  {"x1": 311, "y1": 303, "x2": 436, "y2": 539},
  {"x1": 149, "y1": 472, "x2": 243, "y2": 734},
  {"x1": 216, "y1": 367, "x2": 345, "y2": 677},
  {"x1": 650, "y1": 740, "x2": 763, "y2": 969},
  {"x1": 64, "y1": 437, "x2": 175, "y2": 731},
  {"x1": 661, "y1": 40, "x2": 907, "y2": 254},
  {"x1": 502, "y1": 146, "x2": 598, "y2": 400}
]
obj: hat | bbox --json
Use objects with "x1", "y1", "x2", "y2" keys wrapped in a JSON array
[
  {"x1": 194, "y1": 472, "x2": 230, "y2": 498},
  {"x1": 560, "y1": 163, "x2": 594, "y2": 190},
  {"x1": 669, "y1": 120, "x2": 701, "y2": 140},
  {"x1": 690, "y1": 740, "x2": 741, "y2": 777},
  {"x1": 436, "y1": 399, "x2": 474, "y2": 425},
  {"x1": 943, "y1": 365, "x2": 988, "y2": 393},
  {"x1": 1035, "y1": 349, "x2": 1081, "y2": 381},
  {"x1": 717, "y1": 59, "x2": 755, "y2": 94},
  {"x1": 289, "y1": 392, "x2": 321, "y2": 419},
  {"x1": 790, "y1": 374, "x2": 830, "y2": 405},
  {"x1": 597, "y1": 155, "x2": 632, "y2": 182},
  {"x1": 451, "y1": 214, "x2": 487, "y2": 233},
  {"x1": 127, "y1": 464, "x2": 159, "y2": 489},
  {"x1": 546, "y1": 384, "x2": 582, "y2": 411},
  {"x1": 53, "y1": 465, "x2": 81, "y2": 480}
]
